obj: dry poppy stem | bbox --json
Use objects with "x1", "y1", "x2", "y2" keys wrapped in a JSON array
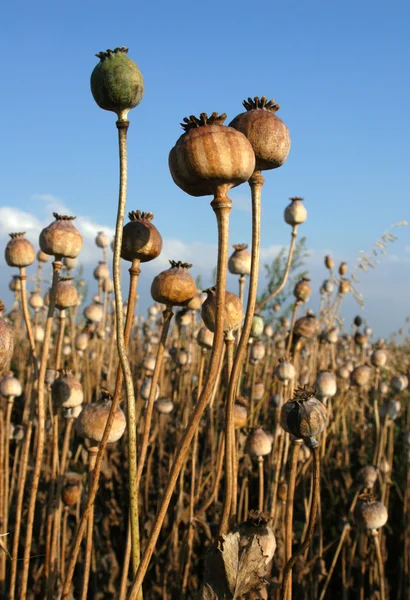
[
  {"x1": 318, "y1": 523, "x2": 351, "y2": 600},
  {"x1": 81, "y1": 446, "x2": 98, "y2": 600},
  {"x1": 19, "y1": 267, "x2": 37, "y2": 364},
  {"x1": 281, "y1": 445, "x2": 321, "y2": 600},
  {"x1": 127, "y1": 195, "x2": 231, "y2": 600},
  {"x1": 219, "y1": 171, "x2": 263, "y2": 535},
  {"x1": 20, "y1": 259, "x2": 62, "y2": 599},
  {"x1": 55, "y1": 310, "x2": 66, "y2": 371},
  {"x1": 284, "y1": 439, "x2": 303, "y2": 600}
]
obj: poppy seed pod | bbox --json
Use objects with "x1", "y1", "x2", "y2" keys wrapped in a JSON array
[
  {"x1": 75, "y1": 332, "x2": 89, "y2": 352},
  {"x1": 350, "y1": 365, "x2": 371, "y2": 388},
  {"x1": 55, "y1": 278, "x2": 79, "y2": 310},
  {"x1": 238, "y1": 511, "x2": 276, "y2": 565},
  {"x1": 251, "y1": 341, "x2": 266, "y2": 362},
  {"x1": 169, "y1": 112, "x2": 255, "y2": 197},
  {"x1": 0, "y1": 302, "x2": 13, "y2": 371},
  {"x1": 253, "y1": 381, "x2": 265, "y2": 402},
  {"x1": 5, "y1": 232, "x2": 36, "y2": 268},
  {"x1": 354, "y1": 315, "x2": 362, "y2": 327},
  {"x1": 155, "y1": 399, "x2": 174, "y2": 415},
  {"x1": 93, "y1": 261, "x2": 110, "y2": 281},
  {"x1": 325, "y1": 255, "x2": 334, "y2": 270},
  {"x1": 251, "y1": 314, "x2": 264, "y2": 338},
  {"x1": 233, "y1": 403, "x2": 248, "y2": 428},
  {"x1": 281, "y1": 387, "x2": 327, "y2": 448},
  {"x1": 0, "y1": 373, "x2": 22, "y2": 399},
  {"x1": 264, "y1": 324, "x2": 274, "y2": 338},
  {"x1": 284, "y1": 197, "x2": 307, "y2": 226},
  {"x1": 90, "y1": 47, "x2": 144, "y2": 120},
  {"x1": 276, "y1": 360, "x2": 295, "y2": 384},
  {"x1": 390, "y1": 374, "x2": 408, "y2": 393},
  {"x1": 95, "y1": 231, "x2": 110, "y2": 249},
  {"x1": 40, "y1": 213, "x2": 83, "y2": 259},
  {"x1": 187, "y1": 294, "x2": 202, "y2": 311},
  {"x1": 354, "y1": 331, "x2": 368, "y2": 347},
  {"x1": 294, "y1": 277, "x2": 311, "y2": 303},
  {"x1": 293, "y1": 313, "x2": 318, "y2": 339},
  {"x1": 37, "y1": 249, "x2": 50, "y2": 263},
  {"x1": 323, "y1": 279, "x2": 334, "y2": 294},
  {"x1": 339, "y1": 278, "x2": 350, "y2": 295},
  {"x1": 357, "y1": 466, "x2": 378, "y2": 490},
  {"x1": 121, "y1": 211, "x2": 162, "y2": 263},
  {"x1": 64, "y1": 256, "x2": 78, "y2": 270},
  {"x1": 196, "y1": 326, "x2": 214, "y2": 349},
  {"x1": 62, "y1": 473, "x2": 82, "y2": 506},
  {"x1": 84, "y1": 302, "x2": 103, "y2": 324},
  {"x1": 315, "y1": 372, "x2": 337, "y2": 402},
  {"x1": 371, "y1": 349, "x2": 387, "y2": 368},
  {"x1": 52, "y1": 370, "x2": 84, "y2": 409},
  {"x1": 151, "y1": 260, "x2": 197, "y2": 307},
  {"x1": 9, "y1": 276, "x2": 21, "y2": 292},
  {"x1": 75, "y1": 391, "x2": 126, "y2": 444},
  {"x1": 29, "y1": 292, "x2": 44, "y2": 311},
  {"x1": 229, "y1": 96, "x2": 290, "y2": 171},
  {"x1": 34, "y1": 325, "x2": 45, "y2": 343},
  {"x1": 201, "y1": 287, "x2": 244, "y2": 333},
  {"x1": 245, "y1": 428, "x2": 273, "y2": 457},
  {"x1": 140, "y1": 378, "x2": 160, "y2": 402},
  {"x1": 354, "y1": 494, "x2": 388, "y2": 531},
  {"x1": 228, "y1": 244, "x2": 251, "y2": 276}
]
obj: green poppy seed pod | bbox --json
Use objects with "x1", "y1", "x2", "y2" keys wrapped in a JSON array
[
  {"x1": 52, "y1": 370, "x2": 84, "y2": 409},
  {"x1": 40, "y1": 213, "x2": 83, "y2": 260},
  {"x1": 228, "y1": 244, "x2": 251, "y2": 276},
  {"x1": 238, "y1": 511, "x2": 276, "y2": 565},
  {"x1": 90, "y1": 47, "x2": 144, "y2": 121},
  {"x1": 284, "y1": 197, "x2": 307, "y2": 226},
  {"x1": 280, "y1": 387, "x2": 327, "y2": 448},
  {"x1": 229, "y1": 96, "x2": 290, "y2": 171},
  {"x1": 0, "y1": 301, "x2": 13, "y2": 371},
  {"x1": 169, "y1": 112, "x2": 255, "y2": 197},
  {"x1": 371, "y1": 349, "x2": 387, "y2": 368},
  {"x1": 121, "y1": 211, "x2": 162, "y2": 263},
  {"x1": 5, "y1": 232, "x2": 36, "y2": 268},
  {"x1": 0, "y1": 372, "x2": 22, "y2": 399},
  {"x1": 55, "y1": 278, "x2": 79, "y2": 310},
  {"x1": 357, "y1": 466, "x2": 378, "y2": 490},
  {"x1": 354, "y1": 494, "x2": 387, "y2": 531},
  {"x1": 294, "y1": 277, "x2": 311, "y2": 303},
  {"x1": 251, "y1": 314, "x2": 264, "y2": 338},
  {"x1": 245, "y1": 428, "x2": 273, "y2": 457},
  {"x1": 201, "y1": 287, "x2": 244, "y2": 333},
  {"x1": 151, "y1": 260, "x2": 197, "y2": 307},
  {"x1": 75, "y1": 391, "x2": 126, "y2": 444}
]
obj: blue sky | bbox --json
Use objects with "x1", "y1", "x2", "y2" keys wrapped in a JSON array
[{"x1": 0, "y1": 0, "x2": 409, "y2": 336}]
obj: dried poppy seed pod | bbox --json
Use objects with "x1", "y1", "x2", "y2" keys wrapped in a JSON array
[
  {"x1": 151, "y1": 260, "x2": 197, "y2": 307},
  {"x1": 169, "y1": 112, "x2": 255, "y2": 197},
  {"x1": 354, "y1": 315, "x2": 362, "y2": 327},
  {"x1": 95, "y1": 231, "x2": 110, "y2": 249},
  {"x1": 339, "y1": 262, "x2": 348, "y2": 276},
  {"x1": 315, "y1": 372, "x2": 337, "y2": 402},
  {"x1": 253, "y1": 381, "x2": 265, "y2": 401},
  {"x1": 196, "y1": 326, "x2": 214, "y2": 350},
  {"x1": 75, "y1": 391, "x2": 126, "y2": 444},
  {"x1": 93, "y1": 261, "x2": 110, "y2": 281},
  {"x1": 37, "y1": 249, "x2": 50, "y2": 263},
  {"x1": 233, "y1": 403, "x2": 248, "y2": 428},
  {"x1": 281, "y1": 387, "x2": 327, "y2": 448},
  {"x1": 246, "y1": 428, "x2": 273, "y2": 457},
  {"x1": 294, "y1": 277, "x2": 311, "y2": 303},
  {"x1": 251, "y1": 341, "x2": 266, "y2": 362},
  {"x1": 90, "y1": 47, "x2": 144, "y2": 121},
  {"x1": 63, "y1": 473, "x2": 82, "y2": 507},
  {"x1": 228, "y1": 244, "x2": 251, "y2": 276},
  {"x1": 379, "y1": 398, "x2": 401, "y2": 421},
  {"x1": 337, "y1": 365, "x2": 351, "y2": 380},
  {"x1": 75, "y1": 332, "x2": 89, "y2": 352},
  {"x1": 63, "y1": 256, "x2": 78, "y2": 271},
  {"x1": 121, "y1": 211, "x2": 162, "y2": 263},
  {"x1": 354, "y1": 494, "x2": 388, "y2": 532},
  {"x1": 293, "y1": 313, "x2": 318, "y2": 339},
  {"x1": 55, "y1": 278, "x2": 79, "y2": 310},
  {"x1": 9, "y1": 276, "x2": 21, "y2": 292},
  {"x1": 155, "y1": 399, "x2": 174, "y2": 414},
  {"x1": 275, "y1": 360, "x2": 295, "y2": 384},
  {"x1": 350, "y1": 365, "x2": 371, "y2": 387},
  {"x1": 264, "y1": 324, "x2": 274, "y2": 338},
  {"x1": 371, "y1": 349, "x2": 387, "y2": 368},
  {"x1": 238, "y1": 511, "x2": 276, "y2": 567},
  {"x1": 187, "y1": 294, "x2": 202, "y2": 311},
  {"x1": 40, "y1": 213, "x2": 83, "y2": 259},
  {"x1": 140, "y1": 378, "x2": 160, "y2": 402},
  {"x1": 251, "y1": 314, "x2": 264, "y2": 338},
  {"x1": 326, "y1": 327, "x2": 338, "y2": 344},
  {"x1": 357, "y1": 466, "x2": 378, "y2": 490},
  {"x1": 354, "y1": 331, "x2": 368, "y2": 347},
  {"x1": 325, "y1": 255, "x2": 334, "y2": 270},
  {"x1": 29, "y1": 292, "x2": 44, "y2": 311},
  {"x1": 390, "y1": 374, "x2": 408, "y2": 393},
  {"x1": 0, "y1": 372, "x2": 22, "y2": 399},
  {"x1": 284, "y1": 197, "x2": 307, "y2": 226},
  {"x1": 84, "y1": 302, "x2": 103, "y2": 324},
  {"x1": 52, "y1": 370, "x2": 84, "y2": 409},
  {"x1": 5, "y1": 232, "x2": 36, "y2": 267},
  {"x1": 0, "y1": 302, "x2": 13, "y2": 371},
  {"x1": 338, "y1": 278, "x2": 350, "y2": 295},
  {"x1": 34, "y1": 325, "x2": 45, "y2": 343},
  {"x1": 229, "y1": 95, "x2": 290, "y2": 171},
  {"x1": 201, "y1": 287, "x2": 244, "y2": 333},
  {"x1": 323, "y1": 279, "x2": 334, "y2": 294}
]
